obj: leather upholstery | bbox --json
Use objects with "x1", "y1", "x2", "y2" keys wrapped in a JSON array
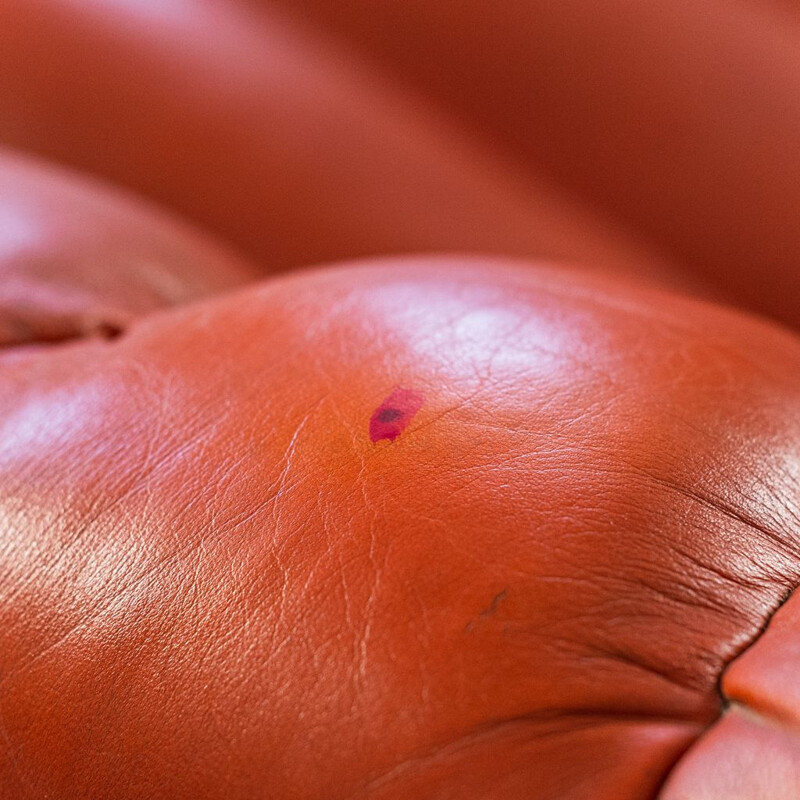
[
  {"x1": 1, "y1": 2, "x2": 799, "y2": 798},
  {"x1": 269, "y1": 0, "x2": 800, "y2": 329},
  {"x1": 0, "y1": 0, "x2": 698, "y2": 288},
  {"x1": 0, "y1": 149, "x2": 254, "y2": 347}
]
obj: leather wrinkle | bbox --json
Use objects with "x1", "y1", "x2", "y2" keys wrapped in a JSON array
[{"x1": 653, "y1": 573, "x2": 800, "y2": 797}]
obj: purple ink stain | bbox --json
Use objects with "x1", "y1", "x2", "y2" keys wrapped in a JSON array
[{"x1": 369, "y1": 387, "x2": 424, "y2": 443}]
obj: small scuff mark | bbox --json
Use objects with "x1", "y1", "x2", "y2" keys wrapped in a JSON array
[{"x1": 465, "y1": 589, "x2": 509, "y2": 633}]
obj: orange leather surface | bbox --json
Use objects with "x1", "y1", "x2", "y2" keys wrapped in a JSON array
[
  {"x1": 270, "y1": 0, "x2": 800, "y2": 329},
  {"x1": 0, "y1": 1, "x2": 799, "y2": 798},
  {"x1": 3, "y1": 260, "x2": 800, "y2": 797},
  {"x1": 0, "y1": 149, "x2": 254, "y2": 347},
  {"x1": 660, "y1": 704, "x2": 800, "y2": 798},
  {"x1": 0, "y1": 0, "x2": 688, "y2": 287}
]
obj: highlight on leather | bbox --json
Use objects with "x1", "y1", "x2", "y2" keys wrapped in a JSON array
[{"x1": 0, "y1": 1, "x2": 799, "y2": 798}]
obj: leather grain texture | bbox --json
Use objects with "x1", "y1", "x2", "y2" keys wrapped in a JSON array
[
  {"x1": 2, "y1": 260, "x2": 800, "y2": 797},
  {"x1": 1, "y1": 0, "x2": 799, "y2": 797}
]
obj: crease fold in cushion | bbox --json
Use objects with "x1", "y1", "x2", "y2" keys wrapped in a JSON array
[{"x1": 0, "y1": 147, "x2": 256, "y2": 349}]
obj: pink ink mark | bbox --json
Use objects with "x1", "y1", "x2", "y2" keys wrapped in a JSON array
[{"x1": 369, "y1": 387, "x2": 424, "y2": 443}]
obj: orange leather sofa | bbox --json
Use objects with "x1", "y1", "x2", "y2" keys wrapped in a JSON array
[{"x1": 1, "y1": 2, "x2": 799, "y2": 797}]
